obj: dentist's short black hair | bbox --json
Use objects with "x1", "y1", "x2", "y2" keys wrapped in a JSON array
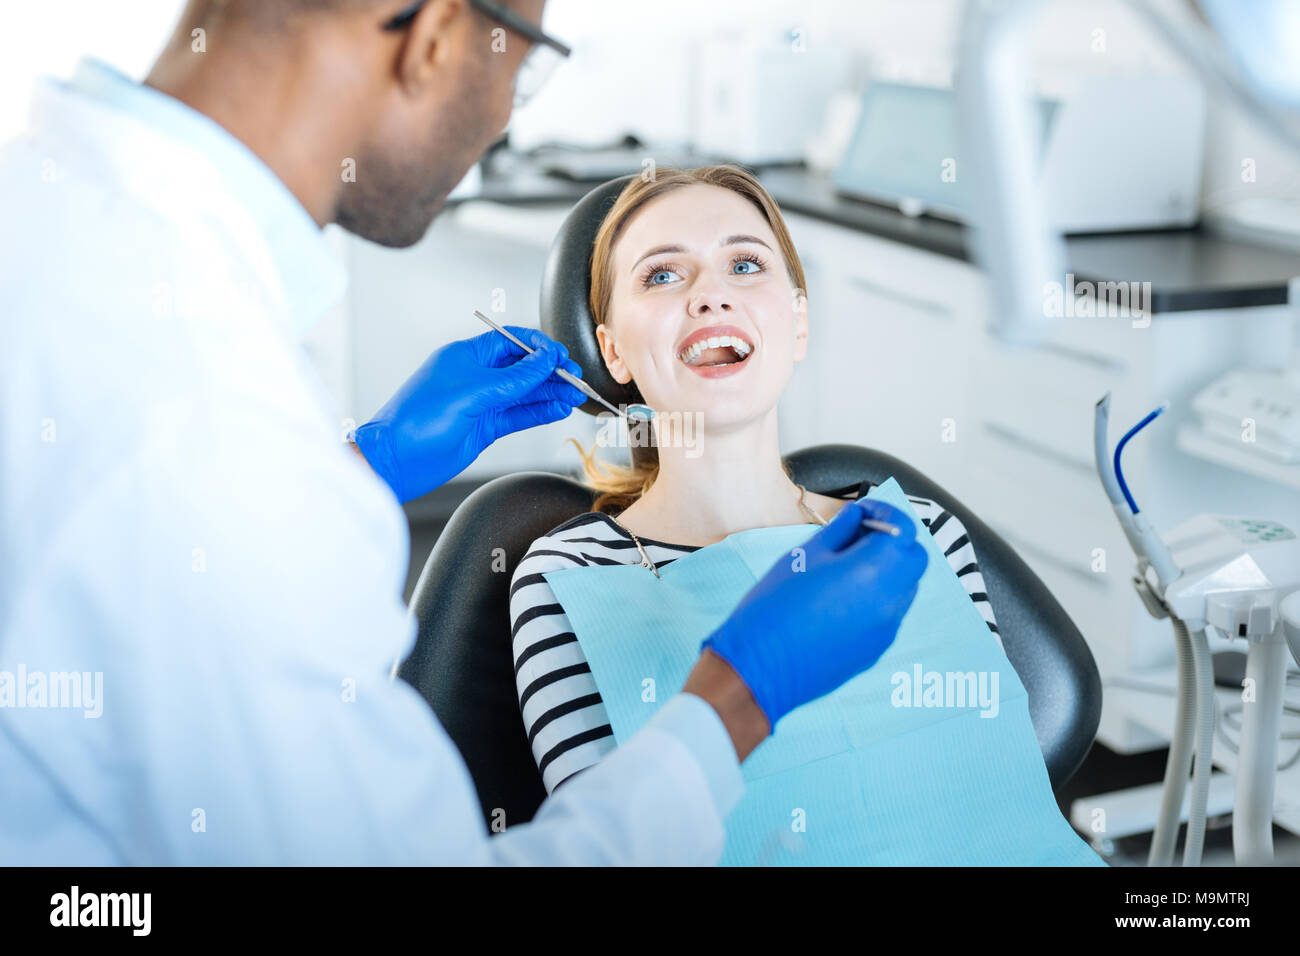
[
  {"x1": 181, "y1": 0, "x2": 517, "y2": 29},
  {"x1": 279, "y1": 0, "x2": 520, "y2": 14}
]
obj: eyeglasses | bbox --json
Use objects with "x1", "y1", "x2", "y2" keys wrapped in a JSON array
[{"x1": 384, "y1": 0, "x2": 572, "y2": 108}]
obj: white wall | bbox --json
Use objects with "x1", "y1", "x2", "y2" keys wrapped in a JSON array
[
  {"x1": 13, "y1": 1, "x2": 1295, "y2": 201},
  {"x1": 8, "y1": 0, "x2": 1300, "y2": 469},
  {"x1": 0, "y1": 3, "x2": 185, "y2": 140},
  {"x1": 511, "y1": 0, "x2": 1300, "y2": 205}
]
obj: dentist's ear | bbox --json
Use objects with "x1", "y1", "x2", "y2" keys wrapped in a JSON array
[
  {"x1": 595, "y1": 323, "x2": 633, "y2": 384},
  {"x1": 791, "y1": 291, "x2": 810, "y2": 363}
]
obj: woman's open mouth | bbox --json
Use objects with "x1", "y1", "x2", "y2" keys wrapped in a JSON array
[{"x1": 676, "y1": 326, "x2": 755, "y2": 379}]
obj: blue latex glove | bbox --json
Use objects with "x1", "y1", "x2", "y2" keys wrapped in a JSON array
[
  {"x1": 700, "y1": 498, "x2": 928, "y2": 732},
  {"x1": 353, "y1": 327, "x2": 587, "y2": 503}
]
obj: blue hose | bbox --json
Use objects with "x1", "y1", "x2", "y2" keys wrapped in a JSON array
[{"x1": 1113, "y1": 404, "x2": 1167, "y2": 514}]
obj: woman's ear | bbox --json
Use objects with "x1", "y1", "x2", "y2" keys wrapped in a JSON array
[
  {"x1": 791, "y1": 297, "x2": 810, "y2": 363},
  {"x1": 595, "y1": 323, "x2": 633, "y2": 384}
]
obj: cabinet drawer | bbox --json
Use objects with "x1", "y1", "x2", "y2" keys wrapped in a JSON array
[
  {"x1": 969, "y1": 390, "x2": 1108, "y2": 475},
  {"x1": 789, "y1": 213, "x2": 982, "y2": 314},
  {"x1": 956, "y1": 451, "x2": 1118, "y2": 579},
  {"x1": 1034, "y1": 312, "x2": 1155, "y2": 368},
  {"x1": 974, "y1": 332, "x2": 1129, "y2": 409}
]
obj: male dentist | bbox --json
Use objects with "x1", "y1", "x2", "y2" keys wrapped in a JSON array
[{"x1": 0, "y1": 0, "x2": 926, "y2": 864}]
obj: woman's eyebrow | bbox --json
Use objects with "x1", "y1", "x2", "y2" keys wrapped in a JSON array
[
  {"x1": 722, "y1": 234, "x2": 773, "y2": 251},
  {"x1": 630, "y1": 244, "x2": 686, "y2": 274},
  {"x1": 629, "y1": 235, "x2": 773, "y2": 275}
]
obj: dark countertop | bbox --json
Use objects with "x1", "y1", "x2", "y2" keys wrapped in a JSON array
[
  {"x1": 452, "y1": 161, "x2": 1300, "y2": 314},
  {"x1": 759, "y1": 168, "x2": 1300, "y2": 314}
]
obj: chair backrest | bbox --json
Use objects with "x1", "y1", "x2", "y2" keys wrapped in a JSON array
[{"x1": 399, "y1": 443, "x2": 1102, "y2": 827}]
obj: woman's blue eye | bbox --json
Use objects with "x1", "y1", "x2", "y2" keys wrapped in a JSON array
[
  {"x1": 732, "y1": 259, "x2": 762, "y2": 274},
  {"x1": 649, "y1": 269, "x2": 680, "y2": 285}
]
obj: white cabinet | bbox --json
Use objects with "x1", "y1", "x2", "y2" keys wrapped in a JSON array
[{"x1": 779, "y1": 214, "x2": 980, "y2": 493}]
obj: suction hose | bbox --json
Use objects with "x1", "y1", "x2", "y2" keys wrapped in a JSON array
[
  {"x1": 1149, "y1": 619, "x2": 1196, "y2": 865},
  {"x1": 1183, "y1": 622, "x2": 1215, "y2": 866},
  {"x1": 1235, "y1": 628, "x2": 1288, "y2": 865}
]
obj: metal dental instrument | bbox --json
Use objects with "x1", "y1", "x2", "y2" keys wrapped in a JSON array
[
  {"x1": 862, "y1": 518, "x2": 902, "y2": 537},
  {"x1": 473, "y1": 310, "x2": 655, "y2": 421}
]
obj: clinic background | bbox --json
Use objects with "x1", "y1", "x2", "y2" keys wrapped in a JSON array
[{"x1": 8, "y1": 0, "x2": 1300, "y2": 862}]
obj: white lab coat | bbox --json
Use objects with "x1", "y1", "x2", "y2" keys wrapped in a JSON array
[{"x1": 0, "y1": 59, "x2": 743, "y2": 865}]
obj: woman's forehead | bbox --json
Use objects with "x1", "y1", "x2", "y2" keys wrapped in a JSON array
[{"x1": 614, "y1": 184, "x2": 777, "y2": 267}]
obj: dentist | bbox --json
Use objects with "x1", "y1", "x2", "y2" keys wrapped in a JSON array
[{"x1": 0, "y1": 0, "x2": 926, "y2": 864}]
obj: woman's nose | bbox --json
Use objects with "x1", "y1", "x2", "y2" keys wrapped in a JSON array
[{"x1": 688, "y1": 289, "x2": 733, "y2": 316}]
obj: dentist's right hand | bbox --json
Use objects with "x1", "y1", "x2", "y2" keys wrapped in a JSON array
[
  {"x1": 352, "y1": 327, "x2": 586, "y2": 504},
  {"x1": 686, "y1": 499, "x2": 927, "y2": 759}
]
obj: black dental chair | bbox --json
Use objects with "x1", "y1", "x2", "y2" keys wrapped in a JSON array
[{"x1": 399, "y1": 175, "x2": 1102, "y2": 830}]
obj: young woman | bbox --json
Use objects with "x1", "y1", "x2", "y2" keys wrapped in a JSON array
[{"x1": 509, "y1": 165, "x2": 1001, "y2": 795}]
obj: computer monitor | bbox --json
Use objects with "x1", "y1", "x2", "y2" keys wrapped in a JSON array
[{"x1": 833, "y1": 81, "x2": 1058, "y2": 222}]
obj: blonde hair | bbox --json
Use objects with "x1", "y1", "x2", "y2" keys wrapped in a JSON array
[{"x1": 570, "y1": 165, "x2": 808, "y2": 513}]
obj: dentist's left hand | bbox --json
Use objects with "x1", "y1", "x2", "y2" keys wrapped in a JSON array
[{"x1": 352, "y1": 327, "x2": 587, "y2": 503}]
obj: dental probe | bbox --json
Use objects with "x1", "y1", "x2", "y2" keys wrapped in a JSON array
[
  {"x1": 861, "y1": 518, "x2": 902, "y2": 537},
  {"x1": 473, "y1": 310, "x2": 655, "y2": 421}
]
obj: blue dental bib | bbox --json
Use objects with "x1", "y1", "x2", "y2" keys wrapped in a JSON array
[{"x1": 543, "y1": 478, "x2": 1105, "y2": 866}]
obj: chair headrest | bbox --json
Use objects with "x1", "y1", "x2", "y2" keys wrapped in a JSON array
[{"x1": 538, "y1": 175, "x2": 637, "y2": 417}]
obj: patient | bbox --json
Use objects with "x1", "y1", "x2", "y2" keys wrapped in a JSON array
[
  {"x1": 505, "y1": 167, "x2": 1114, "y2": 868},
  {"x1": 509, "y1": 164, "x2": 1005, "y2": 789}
]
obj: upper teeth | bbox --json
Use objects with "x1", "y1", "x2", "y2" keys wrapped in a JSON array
[{"x1": 679, "y1": 335, "x2": 753, "y2": 364}]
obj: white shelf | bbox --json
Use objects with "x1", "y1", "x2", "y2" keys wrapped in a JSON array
[
  {"x1": 1070, "y1": 773, "x2": 1236, "y2": 841},
  {"x1": 1176, "y1": 425, "x2": 1300, "y2": 491}
]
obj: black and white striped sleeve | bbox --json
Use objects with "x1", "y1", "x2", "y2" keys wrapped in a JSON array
[
  {"x1": 903, "y1": 495, "x2": 1003, "y2": 651},
  {"x1": 508, "y1": 537, "x2": 618, "y2": 795}
]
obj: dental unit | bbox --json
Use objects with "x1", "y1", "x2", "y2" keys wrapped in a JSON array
[{"x1": 1095, "y1": 392, "x2": 1300, "y2": 865}]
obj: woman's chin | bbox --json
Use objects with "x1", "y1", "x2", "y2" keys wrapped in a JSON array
[
  {"x1": 653, "y1": 390, "x2": 778, "y2": 430},
  {"x1": 647, "y1": 357, "x2": 786, "y2": 422}
]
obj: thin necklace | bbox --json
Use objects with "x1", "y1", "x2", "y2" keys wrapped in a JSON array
[{"x1": 611, "y1": 484, "x2": 828, "y2": 579}]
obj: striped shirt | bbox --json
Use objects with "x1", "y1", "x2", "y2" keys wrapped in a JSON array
[{"x1": 509, "y1": 481, "x2": 1001, "y2": 795}]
